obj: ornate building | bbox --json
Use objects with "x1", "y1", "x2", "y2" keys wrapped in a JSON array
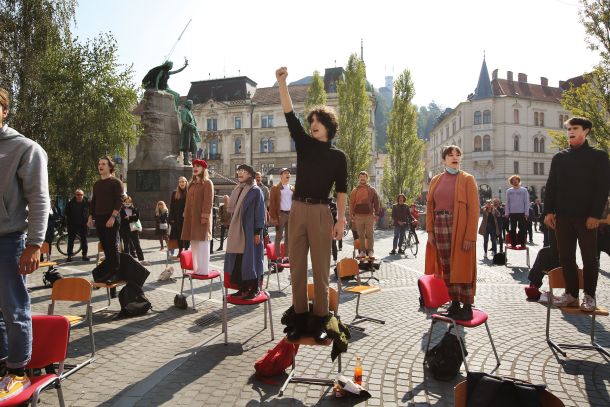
[{"x1": 426, "y1": 58, "x2": 573, "y2": 203}]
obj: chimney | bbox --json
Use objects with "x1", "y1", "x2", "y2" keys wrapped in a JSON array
[
  {"x1": 507, "y1": 71, "x2": 513, "y2": 81},
  {"x1": 492, "y1": 69, "x2": 498, "y2": 80},
  {"x1": 518, "y1": 73, "x2": 527, "y2": 83},
  {"x1": 540, "y1": 77, "x2": 548, "y2": 86}
]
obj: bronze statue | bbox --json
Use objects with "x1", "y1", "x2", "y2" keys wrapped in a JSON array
[
  {"x1": 142, "y1": 58, "x2": 188, "y2": 109},
  {"x1": 180, "y1": 100, "x2": 201, "y2": 165}
]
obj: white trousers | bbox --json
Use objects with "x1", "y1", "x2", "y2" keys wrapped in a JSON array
[{"x1": 190, "y1": 240, "x2": 210, "y2": 275}]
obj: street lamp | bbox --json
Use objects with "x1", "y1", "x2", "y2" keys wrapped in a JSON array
[{"x1": 248, "y1": 100, "x2": 257, "y2": 165}]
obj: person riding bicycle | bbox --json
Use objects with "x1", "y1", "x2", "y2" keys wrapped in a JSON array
[{"x1": 390, "y1": 194, "x2": 410, "y2": 255}]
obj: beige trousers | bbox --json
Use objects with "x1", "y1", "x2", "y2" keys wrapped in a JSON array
[
  {"x1": 275, "y1": 211, "x2": 290, "y2": 258},
  {"x1": 353, "y1": 214, "x2": 375, "y2": 251},
  {"x1": 288, "y1": 201, "x2": 333, "y2": 316}
]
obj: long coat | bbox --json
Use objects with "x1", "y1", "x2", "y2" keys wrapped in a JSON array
[
  {"x1": 224, "y1": 186, "x2": 265, "y2": 282},
  {"x1": 478, "y1": 206, "x2": 501, "y2": 236},
  {"x1": 425, "y1": 171, "x2": 479, "y2": 284},
  {"x1": 181, "y1": 179, "x2": 214, "y2": 241}
]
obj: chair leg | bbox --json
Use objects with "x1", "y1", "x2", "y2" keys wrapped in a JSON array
[
  {"x1": 263, "y1": 300, "x2": 268, "y2": 330},
  {"x1": 267, "y1": 295, "x2": 274, "y2": 340},
  {"x1": 337, "y1": 352, "x2": 342, "y2": 373},
  {"x1": 484, "y1": 321, "x2": 501, "y2": 367},
  {"x1": 223, "y1": 288, "x2": 228, "y2": 345},
  {"x1": 353, "y1": 294, "x2": 385, "y2": 325},
  {"x1": 57, "y1": 384, "x2": 66, "y2": 407},
  {"x1": 88, "y1": 306, "x2": 96, "y2": 358},
  {"x1": 190, "y1": 277, "x2": 196, "y2": 310},
  {"x1": 208, "y1": 278, "x2": 213, "y2": 299},
  {"x1": 423, "y1": 320, "x2": 436, "y2": 366},
  {"x1": 276, "y1": 267, "x2": 281, "y2": 291},
  {"x1": 266, "y1": 265, "x2": 271, "y2": 289},
  {"x1": 452, "y1": 321, "x2": 469, "y2": 373},
  {"x1": 279, "y1": 351, "x2": 297, "y2": 396},
  {"x1": 527, "y1": 248, "x2": 530, "y2": 268},
  {"x1": 180, "y1": 270, "x2": 186, "y2": 294}
]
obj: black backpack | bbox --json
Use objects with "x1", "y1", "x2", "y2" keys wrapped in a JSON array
[
  {"x1": 118, "y1": 283, "x2": 152, "y2": 317},
  {"x1": 426, "y1": 331, "x2": 467, "y2": 381},
  {"x1": 493, "y1": 252, "x2": 506, "y2": 265}
]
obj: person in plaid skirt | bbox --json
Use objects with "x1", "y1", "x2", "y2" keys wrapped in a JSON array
[{"x1": 424, "y1": 145, "x2": 480, "y2": 320}]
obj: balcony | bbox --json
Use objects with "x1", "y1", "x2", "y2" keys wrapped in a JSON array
[{"x1": 471, "y1": 150, "x2": 494, "y2": 162}]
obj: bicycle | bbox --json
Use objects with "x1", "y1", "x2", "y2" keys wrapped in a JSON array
[
  {"x1": 399, "y1": 226, "x2": 419, "y2": 257},
  {"x1": 54, "y1": 217, "x2": 82, "y2": 256}
]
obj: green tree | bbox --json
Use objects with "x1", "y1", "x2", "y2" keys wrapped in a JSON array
[
  {"x1": 374, "y1": 87, "x2": 391, "y2": 153},
  {"x1": 303, "y1": 70, "x2": 327, "y2": 133},
  {"x1": 336, "y1": 54, "x2": 372, "y2": 193},
  {"x1": 381, "y1": 69, "x2": 424, "y2": 203},
  {"x1": 416, "y1": 101, "x2": 444, "y2": 141},
  {"x1": 549, "y1": 0, "x2": 610, "y2": 151}
]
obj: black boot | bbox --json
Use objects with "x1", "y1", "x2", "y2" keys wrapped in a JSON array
[
  {"x1": 313, "y1": 315, "x2": 328, "y2": 344},
  {"x1": 455, "y1": 304, "x2": 473, "y2": 320},
  {"x1": 444, "y1": 301, "x2": 461, "y2": 319},
  {"x1": 287, "y1": 313, "x2": 307, "y2": 342}
]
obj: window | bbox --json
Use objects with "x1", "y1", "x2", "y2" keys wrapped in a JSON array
[
  {"x1": 268, "y1": 138, "x2": 275, "y2": 153},
  {"x1": 483, "y1": 110, "x2": 491, "y2": 124},
  {"x1": 513, "y1": 136, "x2": 520, "y2": 151},
  {"x1": 290, "y1": 138, "x2": 296, "y2": 152},
  {"x1": 514, "y1": 109, "x2": 520, "y2": 124},
  {"x1": 540, "y1": 112, "x2": 544, "y2": 126},
  {"x1": 206, "y1": 118, "x2": 218, "y2": 131},
  {"x1": 234, "y1": 116, "x2": 242, "y2": 129},
  {"x1": 534, "y1": 162, "x2": 539, "y2": 175},
  {"x1": 259, "y1": 138, "x2": 268, "y2": 153},
  {"x1": 474, "y1": 135, "x2": 482, "y2": 152},
  {"x1": 234, "y1": 137, "x2": 242, "y2": 154},
  {"x1": 534, "y1": 138, "x2": 539, "y2": 153},
  {"x1": 208, "y1": 139, "x2": 218, "y2": 156},
  {"x1": 474, "y1": 111, "x2": 482, "y2": 125},
  {"x1": 539, "y1": 138, "x2": 545, "y2": 153},
  {"x1": 452, "y1": 120, "x2": 456, "y2": 135},
  {"x1": 445, "y1": 126, "x2": 449, "y2": 138},
  {"x1": 459, "y1": 114, "x2": 462, "y2": 128},
  {"x1": 534, "y1": 112, "x2": 544, "y2": 127},
  {"x1": 514, "y1": 161, "x2": 519, "y2": 174},
  {"x1": 559, "y1": 114, "x2": 568, "y2": 128},
  {"x1": 261, "y1": 114, "x2": 274, "y2": 128},
  {"x1": 483, "y1": 135, "x2": 491, "y2": 151},
  {"x1": 540, "y1": 162, "x2": 544, "y2": 175}
]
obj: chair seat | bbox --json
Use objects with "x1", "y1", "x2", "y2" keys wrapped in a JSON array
[
  {"x1": 186, "y1": 270, "x2": 221, "y2": 280},
  {"x1": 274, "y1": 263, "x2": 290, "y2": 269},
  {"x1": 227, "y1": 291, "x2": 269, "y2": 305},
  {"x1": 91, "y1": 280, "x2": 126, "y2": 289},
  {"x1": 558, "y1": 305, "x2": 609, "y2": 316},
  {"x1": 39, "y1": 261, "x2": 57, "y2": 268},
  {"x1": 286, "y1": 336, "x2": 332, "y2": 346},
  {"x1": 345, "y1": 285, "x2": 380, "y2": 295},
  {"x1": 64, "y1": 315, "x2": 84, "y2": 325},
  {"x1": 506, "y1": 245, "x2": 527, "y2": 251},
  {"x1": 432, "y1": 309, "x2": 489, "y2": 327},
  {"x1": 0, "y1": 374, "x2": 58, "y2": 406}
]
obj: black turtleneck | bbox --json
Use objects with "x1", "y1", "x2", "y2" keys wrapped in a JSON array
[
  {"x1": 285, "y1": 111, "x2": 348, "y2": 200},
  {"x1": 544, "y1": 139, "x2": 609, "y2": 218}
]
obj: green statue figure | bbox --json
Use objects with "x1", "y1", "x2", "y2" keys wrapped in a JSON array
[
  {"x1": 180, "y1": 99, "x2": 201, "y2": 165},
  {"x1": 142, "y1": 58, "x2": 188, "y2": 109}
]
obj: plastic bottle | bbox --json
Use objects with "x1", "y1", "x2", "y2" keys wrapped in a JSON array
[{"x1": 353, "y1": 356, "x2": 363, "y2": 385}]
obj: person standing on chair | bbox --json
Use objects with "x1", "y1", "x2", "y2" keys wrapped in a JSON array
[
  {"x1": 277, "y1": 67, "x2": 347, "y2": 343},
  {"x1": 169, "y1": 177, "x2": 189, "y2": 256},
  {"x1": 505, "y1": 175, "x2": 529, "y2": 249},
  {"x1": 65, "y1": 189, "x2": 89, "y2": 262},
  {"x1": 269, "y1": 168, "x2": 293, "y2": 262},
  {"x1": 0, "y1": 87, "x2": 50, "y2": 401},
  {"x1": 425, "y1": 145, "x2": 479, "y2": 320},
  {"x1": 390, "y1": 194, "x2": 409, "y2": 255},
  {"x1": 87, "y1": 155, "x2": 124, "y2": 278},
  {"x1": 544, "y1": 116, "x2": 610, "y2": 311},
  {"x1": 349, "y1": 171, "x2": 380, "y2": 259},
  {"x1": 181, "y1": 159, "x2": 214, "y2": 275}
]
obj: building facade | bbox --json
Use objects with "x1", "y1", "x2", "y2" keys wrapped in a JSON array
[{"x1": 426, "y1": 58, "x2": 572, "y2": 203}]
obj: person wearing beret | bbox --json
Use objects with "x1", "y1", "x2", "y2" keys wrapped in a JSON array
[{"x1": 181, "y1": 159, "x2": 214, "y2": 275}]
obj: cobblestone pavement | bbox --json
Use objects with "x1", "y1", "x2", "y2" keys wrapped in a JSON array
[{"x1": 30, "y1": 224, "x2": 610, "y2": 406}]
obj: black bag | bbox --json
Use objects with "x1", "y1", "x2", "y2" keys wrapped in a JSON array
[
  {"x1": 466, "y1": 372, "x2": 545, "y2": 407},
  {"x1": 426, "y1": 331, "x2": 466, "y2": 381},
  {"x1": 493, "y1": 252, "x2": 506, "y2": 265},
  {"x1": 118, "y1": 283, "x2": 151, "y2": 317},
  {"x1": 43, "y1": 267, "x2": 63, "y2": 287},
  {"x1": 174, "y1": 294, "x2": 188, "y2": 310}
]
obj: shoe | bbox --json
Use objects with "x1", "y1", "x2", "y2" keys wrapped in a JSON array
[
  {"x1": 398, "y1": 249, "x2": 405, "y2": 255},
  {"x1": 286, "y1": 313, "x2": 307, "y2": 341},
  {"x1": 553, "y1": 293, "x2": 578, "y2": 307},
  {"x1": 0, "y1": 374, "x2": 30, "y2": 401},
  {"x1": 243, "y1": 289, "x2": 260, "y2": 300},
  {"x1": 313, "y1": 316, "x2": 329, "y2": 343},
  {"x1": 443, "y1": 302, "x2": 461, "y2": 319},
  {"x1": 454, "y1": 306, "x2": 473, "y2": 321},
  {"x1": 529, "y1": 241, "x2": 534, "y2": 245},
  {"x1": 140, "y1": 260, "x2": 150, "y2": 266},
  {"x1": 525, "y1": 284, "x2": 542, "y2": 301},
  {"x1": 367, "y1": 250, "x2": 375, "y2": 258},
  {"x1": 357, "y1": 251, "x2": 365, "y2": 259},
  {"x1": 66, "y1": 256, "x2": 72, "y2": 262},
  {"x1": 580, "y1": 294, "x2": 596, "y2": 312},
  {"x1": 229, "y1": 290, "x2": 245, "y2": 298},
  {"x1": 82, "y1": 255, "x2": 90, "y2": 261},
  {"x1": 389, "y1": 249, "x2": 396, "y2": 255},
  {"x1": 217, "y1": 247, "x2": 223, "y2": 251}
]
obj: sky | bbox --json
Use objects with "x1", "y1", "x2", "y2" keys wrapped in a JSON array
[{"x1": 74, "y1": 0, "x2": 599, "y2": 109}]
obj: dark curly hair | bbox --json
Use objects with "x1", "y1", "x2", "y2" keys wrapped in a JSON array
[{"x1": 307, "y1": 105, "x2": 339, "y2": 140}]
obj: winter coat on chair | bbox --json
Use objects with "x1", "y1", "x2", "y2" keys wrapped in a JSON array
[{"x1": 425, "y1": 170, "x2": 480, "y2": 285}]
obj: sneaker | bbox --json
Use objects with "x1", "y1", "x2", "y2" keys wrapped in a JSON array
[
  {"x1": 538, "y1": 291, "x2": 561, "y2": 304},
  {"x1": 442, "y1": 302, "x2": 461, "y2": 319},
  {"x1": 389, "y1": 249, "x2": 396, "y2": 255},
  {"x1": 82, "y1": 255, "x2": 90, "y2": 261},
  {"x1": 398, "y1": 249, "x2": 405, "y2": 254},
  {"x1": 243, "y1": 289, "x2": 260, "y2": 300},
  {"x1": 66, "y1": 257, "x2": 72, "y2": 263},
  {"x1": 230, "y1": 290, "x2": 245, "y2": 298},
  {"x1": 553, "y1": 293, "x2": 579, "y2": 307},
  {"x1": 357, "y1": 251, "x2": 365, "y2": 259},
  {"x1": 0, "y1": 374, "x2": 30, "y2": 401},
  {"x1": 367, "y1": 250, "x2": 375, "y2": 258},
  {"x1": 580, "y1": 294, "x2": 596, "y2": 312},
  {"x1": 140, "y1": 260, "x2": 151, "y2": 266}
]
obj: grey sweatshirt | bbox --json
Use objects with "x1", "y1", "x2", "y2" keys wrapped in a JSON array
[{"x1": 0, "y1": 124, "x2": 50, "y2": 247}]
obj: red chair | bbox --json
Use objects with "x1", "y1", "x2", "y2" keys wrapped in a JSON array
[
  {"x1": 222, "y1": 272, "x2": 274, "y2": 345},
  {"x1": 418, "y1": 275, "x2": 501, "y2": 373},
  {"x1": 264, "y1": 243, "x2": 290, "y2": 291},
  {"x1": 0, "y1": 315, "x2": 70, "y2": 407},
  {"x1": 179, "y1": 250, "x2": 222, "y2": 310},
  {"x1": 504, "y1": 233, "x2": 530, "y2": 268}
]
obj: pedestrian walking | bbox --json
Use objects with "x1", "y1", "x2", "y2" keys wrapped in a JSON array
[
  {"x1": 65, "y1": 189, "x2": 89, "y2": 261},
  {"x1": 390, "y1": 194, "x2": 409, "y2": 255},
  {"x1": 478, "y1": 199, "x2": 500, "y2": 256}
]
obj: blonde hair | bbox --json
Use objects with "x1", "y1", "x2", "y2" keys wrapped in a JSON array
[
  {"x1": 0, "y1": 88, "x2": 9, "y2": 112},
  {"x1": 174, "y1": 176, "x2": 189, "y2": 199},
  {"x1": 155, "y1": 201, "x2": 168, "y2": 216}
]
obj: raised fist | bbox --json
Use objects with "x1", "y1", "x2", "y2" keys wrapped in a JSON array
[{"x1": 276, "y1": 67, "x2": 288, "y2": 82}]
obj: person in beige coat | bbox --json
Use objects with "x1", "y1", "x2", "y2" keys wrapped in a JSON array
[{"x1": 181, "y1": 159, "x2": 214, "y2": 275}]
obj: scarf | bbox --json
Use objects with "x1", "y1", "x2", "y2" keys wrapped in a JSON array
[{"x1": 226, "y1": 180, "x2": 254, "y2": 253}]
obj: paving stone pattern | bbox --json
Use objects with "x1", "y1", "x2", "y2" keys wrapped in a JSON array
[{"x1": 30, "y1": 225, "x2": 610, "y2": 406}]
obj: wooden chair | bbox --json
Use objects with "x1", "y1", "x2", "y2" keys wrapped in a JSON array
[
  {"x1": 454, "y1": 380, "x2": 564, "y2": 407},
  {"x1": 264, "y1": 242, "x2": 290, "y2": 291},
  {"x1": 39, "y1": 242, "x2": 57, "y2": 268},
  {"x1": 279, "y1": 285, "x2": 342, "y2": 396},
  {"x1": 47, "y1": 277, "x2": 95, "y2": 374},
  {"x1": 179, "y1": 250, "x2": 222, "y2": 310},
  {"x1": 91, "y1": 280, "x2": 126, "y2": 314},
  {"x1": 336, "y1": 258, "x2": 384, "y2": 330},
  {"x1": 544, "y1": 267, "x2": 609, "y2": 357},
  {"x1": 352, "y1": 238, "x2": 367, "y2": 259},
  {"x1": 96, "y1": 242, "x2": 104, "y2": 265}
]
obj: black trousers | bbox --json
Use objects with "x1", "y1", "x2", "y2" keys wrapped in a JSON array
[
  {"x1": 555, "y1": 216, "x2": 598, "y2": 297},
  {"x1": 95, "y1": 215, "x2": 120, "y2": 273},
  {"x1": 67, "y1": 225, "x2": 88, "y2": 256},
  {"x1": 508, "y1": 213, "x2": 527, "y2": 246},
  {"x1": 528, "y1": 231, "x2": 559, "y2": 287},
  {"x1": 120, "y1": 228, "x2": 144, "y2": 261}
]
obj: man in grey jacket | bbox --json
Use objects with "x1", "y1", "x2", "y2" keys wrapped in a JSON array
[{"x1": 0, "y1": 88, "x2": 49, "y2": 401}]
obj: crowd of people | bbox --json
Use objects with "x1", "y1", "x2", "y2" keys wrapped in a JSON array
[{"x1": 1, "y1": 73, "x2": 610, "y2": 403}]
